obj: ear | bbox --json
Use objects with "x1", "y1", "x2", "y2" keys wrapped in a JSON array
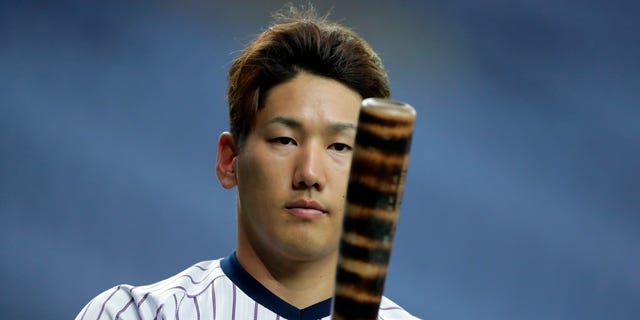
[{"x1": 216, "y1": 132, "x2": 238, "y2": 189}]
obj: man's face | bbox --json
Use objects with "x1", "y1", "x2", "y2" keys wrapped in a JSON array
[{"x1": 234, "y1": 72, "x2": 362, "y2": 262}]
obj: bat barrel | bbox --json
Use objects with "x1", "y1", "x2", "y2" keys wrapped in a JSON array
[{"x1": 331, "y1": 98, "x2": 416, "y2": 320}]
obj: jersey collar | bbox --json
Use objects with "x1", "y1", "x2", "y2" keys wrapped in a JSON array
[{"x1": 221, "y1": 251, "x2": 332, "y2": 320}]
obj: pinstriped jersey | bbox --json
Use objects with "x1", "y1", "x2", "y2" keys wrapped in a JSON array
[{"x1": 76, "y1": 253, "x2": 419, "y2": 320}]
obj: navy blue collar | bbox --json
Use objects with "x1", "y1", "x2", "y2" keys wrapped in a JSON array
[{"x1": 221, "y1": 252, "x2": 332, "y2": 320}]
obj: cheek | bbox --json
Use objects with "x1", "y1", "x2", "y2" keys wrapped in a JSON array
[
  {"x1": 237, "y1": 151, "x2": 288, "y2": 193},
  {"x1": 335, "y1": 166, "x2": 351, "y2": 191},
  {"x1": 236, "y1": 154, "x2": 266, "y2": 192}
]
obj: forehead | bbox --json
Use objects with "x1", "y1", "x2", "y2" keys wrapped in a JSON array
[{"x1": 257, "y1": 72, "x2": 363, "y2": 127}]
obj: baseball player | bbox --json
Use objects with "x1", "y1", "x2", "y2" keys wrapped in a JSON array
[{"x1": 76, "y1": 5, "x2": 419, "y2": 320}]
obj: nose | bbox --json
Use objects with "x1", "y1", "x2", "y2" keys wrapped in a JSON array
[{"x1": 293, "y1": 142, "x2": 326, "y2": 191}]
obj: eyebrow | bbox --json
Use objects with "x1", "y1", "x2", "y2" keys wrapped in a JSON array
[
  {"x1": 327, "y1": 122, "x2": 356, "y2": 134},
  {"x1": 266, "y1": 116, "x2": 356, "y2": 134},
  {"x1": 267, "y1": 116, "x2": 303, "y2": 129}
]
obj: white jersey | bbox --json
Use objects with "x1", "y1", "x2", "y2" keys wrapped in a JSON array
[{"x1": 76, "y1": 253, "x2": 419, "y2": 320}]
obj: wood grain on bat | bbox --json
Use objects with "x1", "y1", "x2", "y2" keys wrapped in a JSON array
[{"x1": 331, "y1": 98, "x2": 416, "y2": 320}]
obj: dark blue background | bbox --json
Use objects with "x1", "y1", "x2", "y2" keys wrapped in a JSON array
[{"x1": 2, "y1": 1, "x2": 639, "y2": 319}]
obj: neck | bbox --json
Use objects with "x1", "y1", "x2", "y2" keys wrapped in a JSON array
[{"x1": 236, "y1": 237, "x2": 338, "y2": 309}]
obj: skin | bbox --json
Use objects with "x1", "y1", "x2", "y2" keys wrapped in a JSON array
[{"x1": 216, "y1": 71, "x2": 362, "y2": 308}]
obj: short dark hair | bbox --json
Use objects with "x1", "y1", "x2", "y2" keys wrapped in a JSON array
[{"x1": 226, "y1": 4, "x2": 391, "y2": 147}]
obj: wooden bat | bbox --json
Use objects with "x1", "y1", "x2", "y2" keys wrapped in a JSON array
[{"x1": 331, "y1": 98, "x2": 416, "y2": 320}]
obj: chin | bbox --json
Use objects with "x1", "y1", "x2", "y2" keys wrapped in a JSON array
[{"x1": 279, "y1": 240, "x2": 338, "y2": 262}]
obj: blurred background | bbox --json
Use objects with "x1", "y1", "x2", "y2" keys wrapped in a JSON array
[{"x1": 1, "y1": 0, "x2": 639, "y2": 319}]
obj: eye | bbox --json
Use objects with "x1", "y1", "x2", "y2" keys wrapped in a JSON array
[
  {"x1": 329, "y1": 143, "x2": 352, "y2": 152},
  {"x1": 270, "y1": 137, "x2": 297, "y2": 146}
]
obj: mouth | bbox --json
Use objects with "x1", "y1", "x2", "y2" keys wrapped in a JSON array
[{"x1": 285, "y1": 199, "x2": 328, "y2": 219}]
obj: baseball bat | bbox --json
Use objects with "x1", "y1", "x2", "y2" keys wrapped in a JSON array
[{"x1": 331, "y1": 98, "x2": 416, "y2": 320}]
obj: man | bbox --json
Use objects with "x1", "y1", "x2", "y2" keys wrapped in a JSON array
[{"x1": 77, "y1": 5, "x2": 418, "y2": 320}]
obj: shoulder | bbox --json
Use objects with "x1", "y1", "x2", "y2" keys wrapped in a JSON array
[
  {"x1": 75, "y1": 260, "x2": 227, "y2": 320},
  {"x1": 378, "y1": 296, "x2": 422, "y2": 320}
]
